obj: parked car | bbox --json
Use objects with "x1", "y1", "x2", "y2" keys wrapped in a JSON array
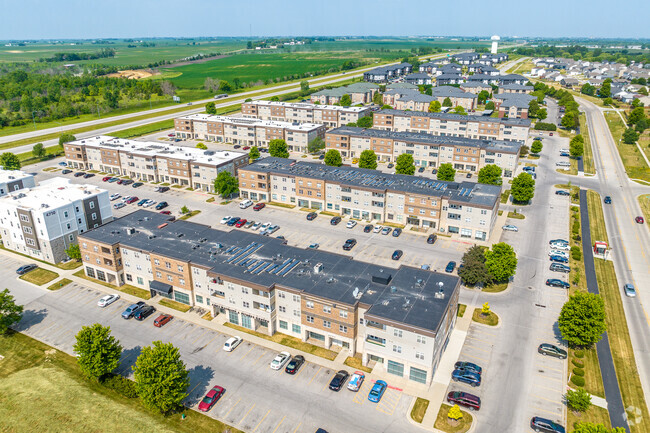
[
  {"x1": 74, "y1": 172, "x2": 85, "y2": 177},
  {"x1": 244, "y1": 220, "x2": 255, "y2": 228},
  {"x1": 107, "y1": 177, "x2": 119, "y2": 183},
  {"x1": 285, "y1": 355, "x2": 305, "y2": 374},
  {"x1": 239, "y1": 199, "x2": 253, "y2": 209},
  {"x1": 234, "y1": 219, "x2": 247, "y2": 228},
  {"x1": 392, "y1": 228, "x2": 402, "y2": 237},
  {"x1": 122, "y1": 180, "x2": 134, "y2": 186},
  {"x1": 624, "y1": 283, "x2": 636, "y2": 297},
  {"x1": 418, "y1": 166, "x2": 425, "y2": 173},
  {"x1": 223, "y1": 336, "x2": 243, "y2": 352},
  {"x1": 346, "y1": 220, "x2": 357, "y2": 229},
  {"x1": 604, "y1": 196, "x2": 612, "y2": 204},
  {"x1": 387, "y1": 163, "x2": 394, "y2": 169},
  {"x1": 549, "y1": 239, "x2": 568, "y2": 245},
  {"x1": 83, "y1": 173, "x2": 95, "y2": 179},
  {"x1": 447, "y1": 391, "x2": 481, "y2": 411},
  {"x1": 328, "y1": 370, "x2": 350, "y2": 391},
  {"x1": 62, "y1": 169, "x2": 72, "y2": 174},
  {"x1": 392, "y1": 250, "x2": 403, "y2": 260},
  {"x1": 454, "y1": 361, "x2": 482, "y2": 375},
  {"x1": 198, "y1": 386, "x2": 225, "y2": 412},
  {"x1": 270, "y1": 351, "x2": 291, "y2": 370},
  {"x1": 306, "y1": 212, "x2": 317, "y2": 221},
  {"x1": 555, "y1": 190, "x2": 570, "y2": 196},
  {"x1": 251, "y1": 222, "x2": 262, "y2": 230},
  {"x1": 113, "y1": 202, "x2": 126, "y2": 209},
  {"x1": 97, "y1": 294, "x2": 120, "y2": 307},
  {"x1": 16, "y1": 264, "x2": 38, "y2": 275},
  {"x1": 109, "y1": 193, "x2": 121, "y2": 201},
  {"x1": 421, "y1": 264, "x2": 431, "y2": 270},
  {"x1": 142, "y1": 199, "x2": 156, "y2": 208},
  {"x1": 368, "y1": 380, "x2": 388, "y2": 402},
  {"x1": 347, "y1": 371, "x2": 365, "y2": 392},
  {"x1": 549, "y1": 242, "x2": 570, "y2": 251},
  {"x1": 155, "y1": 186, "x2": 170, "y2": 193},
  {"x1": 550, "y1": 263, "x2": 571, "y2": 273},
  {"x1": 125, "y1": 196, "x2": 138, "y2": 204},
  {"x1": 502, "y1": 224, "x2": 518, "y2": 232},
  {"x1": 121, "y1": 301, "x2": 145, "y2": 319},
  {"x1": 253, "y1": 203, "x2": 265, "y2": 211},
  {"x1": 154, "y1": 201, "x2": 168, "y2": 210},
  {"x1": 451, "y1": 369, "x2": 481, "y2": 387},
  {"x1": 530, "y1": 416, "x2": 565, "y2": 433},
  {"x1": 137, "y1": 198, "x2": 148, "y2": 206},
  {"x1": 431, "y1": 168, "x2": 437, "y2": 174},
  {"x1": 263, "y1": 224, "x2": 279, "y2": 235},
  {"x1": 373, "y1": 225, "x2": 382, "y2": 233},
  {"x1": 220, "y1": 216, "x2": 232, "y2": 225},
  {"x1": 342, "y1": 239, "x2": 357, "y2": 251},
  {"x1": 466, "y1": 172, "x2": 472, "y2": 178},
  {"x1": 308, "y1": 243, "x2": 319, "y2": 249},
  {"x1": 363, "y1": 224, "x2": 373, "y2": 233},
  {"x1": 153, "y1": 314, "x2": 173, "y2": 327},
  {"x1": 546, "y1": 279, "x2": 570, "y2": 289},
  {"x1": 330, "y1": 216, "x2": 342, "y2": 225},
  {"x1": 427, "y1": 234, "x2": 437, "y2": 244},
  {"x1": 226, "y1": 217, "x2": 240, "y2": 226},
  {"x1": 132, "y1": 182, "x2": 143, "y2": 188},
  {"x1": 635, "y1": 216, "x2": 645, "y2": 224},
  {"x1": 134, "y1": 305, "x2": 156, "y2": 321},
  {"x1": 381, "y1": 226, "x2": 392, "y2": 235},
  {"x1": 550, "y1": 255, "x2": 569, "y2": 263},
  {"x1": 445, "y1": 261, "x2": 457, "y2": 273},
  {"x1": 538, "y1": 343, "x2": 567, "y2": 359}
]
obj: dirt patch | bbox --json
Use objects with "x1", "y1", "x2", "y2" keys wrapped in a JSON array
[
  {"x1": 5, "y1": 50, "x2": 24, "y2": 53},
  {"x1": 105, "y1": 69, "x2": 155, "y2": 79},
  {"x1": 168, "y1": 54, "x2": 231, "y2": 68}
]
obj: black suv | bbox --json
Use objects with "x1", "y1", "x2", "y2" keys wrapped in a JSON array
[
  {"x1": 555, "y1": 190, "x2": 570, "y2": 196},
  {"x1": 427, "y1": 234, "x2": 437, "y2": 244},
  {"x1": 546, "y1": 279, "x2": 570, "y2": 289},
  {"x1": 530, "y1": 416, "x2": 565, "y2": 433},
  {"x1": 330, "y1": 216, "x2": 341, "y2": 225},
  {"x1": 342, "y1": 239, "x2": 357, "y2": 251},
  {"x1": 306, "y1": 212, "x2": 317, "y2": 221},
  {"x1": 549, "y1": 263, "x2": 570, "y2": 273},
  {"x1": 134, "y1": 305, "x2": 156, "y2": 321},
  {"x1": 328, "y1": 370, "x2": 349, "y2": 391},
  {"x1": 363, "y1": 224, "x2": 373, "y2": 233}
]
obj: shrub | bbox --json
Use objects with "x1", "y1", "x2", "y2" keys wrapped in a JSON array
[
  {"x1": 574, "y1": 350, "x2": 585, "y2": 358},
  {"x1": 573, "y1": 367, "x2": 585, "y2": 377},
  {"x1": 571, "y1": 246, "x2": 582, "y2": 261},
  {"x1": 571, "y1": 220, "x2": 580, "y2": 235},
  {"x1": 572, "y1": 359, "x2": 584, "y2": 368},
  {"x1": 572, "y1": 272, "x2": 581, "y2": 286},
  {"x1": 571, "y1": 375, "x2": 586, "y2": 387},
  {"x1": 102, "y1": 374, "x2": 138, "y2": 398}
]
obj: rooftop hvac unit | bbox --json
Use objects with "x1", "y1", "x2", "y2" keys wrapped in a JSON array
[
  {"x1": 313, "y1": 263, "x2": 323, "y2": 274},
  {"x1": 371, "y1": 272, "x2": 392, "y2": 285},
  {"x1": 126, "y1": 227, "x2": 136, "y2": 235}
]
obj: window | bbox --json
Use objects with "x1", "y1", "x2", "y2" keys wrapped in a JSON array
[
  {"x1": 278, "y1": 291, "x2": 286, "y2": 299},
  {"x1": 292, "y1": 324, "x2": 301, "y2": 334},
  {"x1": 417, "y1": 335, "x2": 427, "y2": 344},
  {"x1": 339, "y1": 325, "x2": 348, "y2": 333},
  {"x1": 416, "y1": 351, "x2": 425, "y2": 360},
  {"x1": 409, "y1": 366, "x2": 427, "y2": 384},
  {"x1": 177, "y1": 265, "x2": 183, "y2": 272},
  {"x1": 293, "y1": 309, "x2": 300, "y2": 317},
  {"x1": 89, "y1": 202, "x2": 95, "y2": 209},
  {"x1": 279, "y1": 306, "x2": 286, "y2": 313},
  {"x1": 339, "y1": 310, "x2": 348, "y2": 319},
  {"x1": 23, "y1": 226, "x2": 32, "y2": 234},
  {"x1": 392, "y1": 345, "x2": 402, "y2": 353},
  {"x1": 137, "y1": 277, "x2": 143, "y2": 285},
  {"x1": 306, "y1": 315, "x2": 314, "y2": 323},
  {"x1": 243, "y1": 301, "x2": 250, "y2": 308},
  {"x1": 387, "y1": 360, "x2": 404, "y2": 377},
  {"x1": 167, "y1": 275, "x2": 173, "y2": 282},
  {"x1": 91, "y1": 212, "x2": 97, "y2": 221},
  {"x1": 242, "y1": 287, "x2": 249, "y2": 294},
  {"x1": 156, "y1": 271, "x2": 162, "y2": 278},
  {"x1": 179, "y1": 278, "x2": 185, "y2": 286},
  {"x1": 154, "y1": 259, "x2": 160, "y2": 265},
  {"x1": 125, "y1": 274, "x2": 132, "y2": 282},
  {"x1": 279, "y1": 320, "x2": 288, "y2": 330},
  {"x1": 323, "y1": 320, "x2": 331, "y2": 328},
  {"x1": 323, "y1": 305, "x2": 331, "y2": 314},
  {"x1": 306, "y1": 301, "x2": 314, "y2": 309},
  {"x1": 86, "y1": 267, "x2": 95, "y2": 278},
  {"x1": 165, "y1": 262, "x2": 171, "y2": 269},
  {"x1": 292, "y1": 295, "x2": 300, "y2": 302},
  {"x1": 394, "y1": 329, "x2": 403, "y2": 337}
]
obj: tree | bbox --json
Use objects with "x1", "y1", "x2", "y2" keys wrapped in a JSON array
[
  {"x1": 511, "y1": 172, "x2": 535, "y2": 203},
  {"x1": 442, "y1": 97, "x2": 453, "y2": 107},
  {"x1": 359, "y1": 150, "x2": 377, "y2": 169},
  {"x1": 428, "y1": 100, "x2": 442, "y2": 113},
  {"x1": 477, "y1": 164, "x2": 502, "y2": 185},
  {"x1": 270, "y1": 95, "x2": 280, "y2": 102},
  {"x1": 59, "y1": 133, "x2": 76, "y2": 146},
  {"x1": 395, "y1": 154, "x2": 415, "y2": 175},
  {"x1": 477, "y1": 90, "x2": 490, "y2": 104},
  {"x1": 581, "y1": 83, "x2": 596, "y2": 96},
  {"x1": 437, "y1": 163, "x2": 456, "y2": 181},
  {"x1": 66, "y1": 243, "x2": 81, "y2": 261},
  {"x1": 269, "y1": 139, "x2": 289, "y2": 158},
  {"x1": 213, "y1": 171, "x2": 239, "y2": 199},
  {"x1": 531, "y1": 141, "x2": 543, "y2": 154},
  {"x1": 249, "y1": 146, "x2": 260, "y2": 160},
  {"x1": 218, "y1": 80, "x2": 232, "y2": 92},
  {"x1": 627, "y1": 106, "x2": 646, "y2": 126},
  {"x1": 0, "y1": 289, "x2": 23, "y2": 334},
  {"x1": 381, "y1": 104, "x2": 393, "y2": 110},
  {"x1": 324, "y1": 149, "x2": 342, "y2": 167},
  {"x1": 32, "y1": 142, "x2": 46, "y2": 158},
  {"x1": 453, "y1": 106, "x2": 467, "y2": 115},
  {"x1": 372, "y1": 92, "x2": 383, "y2": 105},
  {"x1": 528, "y1": 100, "x2": 540, "y2": 118},
  {"x1": 195, "y1": 143, "x2": 207, "y2": 150},
  {"x1": 300, "y1": 80, "x2": 309, "y2": 92},
  {"x1": 635, "y1": 117, "x2": 648, "y2": 134},
  {"x1": 357, "y1": 116, "x2": 373, "y2": 128},
  {"x1": 161, "y1": 81, "x2": 176, "y2": 96},
  {"x1": 458, "y1": 245, "x2": 489, "y2": 286},
  {"x1": 484, "y1": 242, "x2": 518, "y2": 282},
  {"x1": 570, "y1": 135, "x2": 585, "y2": 157},
  {"x1": 566, "y1": 388, "x2": 592, "y2": 413},
  {"x1": 133, "y1": 341, "x2": 189, "y2": 414},
  {"x1": 180, "y1": 205, "x2": 190, "y2": 214},
  {"x1": 561, "y1": 112, "x2": 575, "y2": 129},
  {"x1": 559, "y1": 292, "x2": 606, "y2": 347},
  {"x1": 537, "y1": 108, "x2": 547, "y2": 121},
  {"x1": 340, "y1": 94, "x2": 352, "y2": 107},
  {"x1": 73, "y1": 323, "x2": 122, "y2": 381},
  {"x1": 481, "y1": 302, "x2": 490, "y2": 315},
  {"x1": 485, "y1": 101, "x2": 495, "y2": 111},
  {"x1": 307, "y1": 137, "x2": 325, "y2": 153},
  {"x1": 571, "y1": 423, "x2": 626, "y2": 433},
  {"x1": 0, "y1": 152, "x2": 20, "y2": 170},
  {"x1": 205, "y1": 102, "x2": 216, "y2": 114},
  {"x1": 447, "y1": 404, "x2": 463, "y2": 421},
  {"x1": 599, "y1": 81, "x2": 611, "y2": 98}
]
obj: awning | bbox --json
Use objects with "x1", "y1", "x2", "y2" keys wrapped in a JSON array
[{"x1": 149, "y1": 280, "x2": 173, "y2": 295}]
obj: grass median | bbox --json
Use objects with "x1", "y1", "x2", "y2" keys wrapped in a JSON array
[
  {"x1": 344, "y1": 354, "x2": 372, "y2": 373},
  {"x1": 586, "y1": 190, "x2": 609, "y2": 244},
  {"x1": 410, "y1": 397, "x2": 430, "y2": 423},
  {"x1": 578, "y1": 113, "x2": 595, "y2": 175},
  {"x1": 639, "y1": 195, "x2": 650, "y2": 223},
  {"x1": 604, "y1": 112, "x2": 650, "y2": 183},
  {"x1": 159, "y1": 298, "x2": 191, "y2": 313},
  {"x1": 47, "y1": 278, "x2": 72, "y2": 291},
  {"x1": 19, "y1": 268, "x2": 59, "y2": 286}
]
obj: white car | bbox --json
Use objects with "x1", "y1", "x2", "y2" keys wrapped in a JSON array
[
  {"x1": 260, "y1": 222, "x2": 272, "y2": 232},
  {"x1": 550, "y1": 243, "x2": 570, "y2": 251},
  {"x1": 502, "y1": 224, "x2": 518, "y2": 232},
  {"x1": 251, "y1": 222, "x2": 262, "y2": 230},
  {"x1": 220, "y1": 216, "x2": 232, "y2": 225},
  {"x1": 346, "y1": 221, "x2": 357, "y2": 229},
  {"x1": 121, "y1": 195, "x2": 132, "y2": 203},
  {"x1": 142, "y1": 199, "x2": 156, "y2": 208},
  {"x1": 265, "y1": 224, "x2": 279, "y2": 234},
  {"x1": 373, "y1": 225, "x2": 382, "y2": 233},
  {"x1": 113, "y1": 202, "x2": 126, "y2": 209},
  {"x1": 556, "y1": 162, "x2": 571, "y2": 167},
  {"x1": 109, "y1": 193, "x2": 121, "y2": 201},
  {"x1": 270, "y1": 351, "x2": 291, "y2": 370},
  {"x1": 549, "y1": 250, "x2": 569, "y2": 258},
  {"x1": 239, "y1": 199, "x2": 253, "y2": 209},
  {"x1": 559, "y1": 149, "x2": 569, "y2": 153},
  {"x1": 97, "y1": 294, "x2": 120, "y2": 307},
  {"x1": 223, "y1": 336, "x2": 243, "y2": 352}
]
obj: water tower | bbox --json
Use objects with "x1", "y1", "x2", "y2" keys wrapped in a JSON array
[{"x1": 491, "y1": 35, "x2": 500, "y2": 54}]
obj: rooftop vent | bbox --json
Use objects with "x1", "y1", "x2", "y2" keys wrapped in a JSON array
[
  {"x1": 390, "y1": 286, "x2": 397, "y2": 294},
  {"x1": 313, "y1": 263, "x2": 323, "y2": 274},
  {"x1": 126, "y1": 227, "x2": 136, "y2": 235},
  {"x1": 372, "y1": 272, "x2": 392, "y2": 285}
]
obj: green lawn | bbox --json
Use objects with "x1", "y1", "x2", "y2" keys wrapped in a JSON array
[
  {"x1": 457, "y1": 304, "x2": 467, "y2": 317},
  {"x1": 0, "y1": 332, "x2": 243, "y2": 433},
  {"x1": 434, "y1": 404, "x2": 473, "y2": 433},
  {"x1": 19, "y1": 268, "x2": 59, "y2": 286},
  {"x1": 411, "y1": 397, "x2": 430, "y2": 423},
  {"x1": 586, "y1": 190, "x2": 609, "y2": 244},
  {"x1": 567, "y1": 404, "x2": 611, "y2": 432},
  {"x1": 344, "y1": 354, "x2": 373, "y2": 373},
  {"x1": 579, "y1": 113, "x2": 596, "y2": 175},
  {"x1": 604, "y1": 112, "x2": 650, "y2": 183},
  {"x1": 47, "y1": 278, "x2": 72, "y2": 291},
  {"x1": 471, "y1": 309, "x2": 499, "y2": 326},
  {"x1": 159, "y1": 298, "x2": 191, "y2": 313},
  {"x1": 639, "y1": 195, "x2": 650, "y2": 224}
]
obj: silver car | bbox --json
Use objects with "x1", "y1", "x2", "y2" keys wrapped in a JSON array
[
  {"x1": 624, "y1": 284, "x2": 636, "y2": 297},
  {"x1": 502, "y1": 224, "x2": 518, "y2": 232}
]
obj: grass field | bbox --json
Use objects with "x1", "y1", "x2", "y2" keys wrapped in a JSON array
[
  {"x1": 472, "y1": 309, "x2": 499, "y2": 326},
  {"x1": 411, "y1": 397, "x2": 430, "y2": 423},
  {"x1": 579, "y1": 113, "x2": 596, "y2": 175},
  {"x1": 604, "y1": 112, "x2": 650, "y2": 183},
  {"x1": 567, "y1": 404, "x2": 611, "y2": 431},
  {"x1": 639, "y1": 195, "x2": 650, "y2": 224},
  {"x1": 0, "y1": 331, "x2": 243, "y2": 433},
  {"x1": 19, "y1": 268, "x2": 59, "y2": 286},
  {"x1": 47, "y1": 278, "x2": 72, "y2": 291},
  {"x1": 586, "y1": 191, "x2": 609, "y2": 244},
  {"x1": 344, "y1": 354, "x2": 373, "y2": 373},
  {"x1": 434, "y1": 404, "x2": 473, "y2": 433}
]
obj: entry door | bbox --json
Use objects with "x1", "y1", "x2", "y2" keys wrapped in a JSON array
[{"x1": 241, "y1": 314, "x2": 252, "y2": 329}]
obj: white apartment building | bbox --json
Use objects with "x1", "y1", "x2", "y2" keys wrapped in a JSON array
[
  {"x1": 241, "y1": 100, "x2": 372, "y2": 128},
  {"x1": 0, "y1": 177, "x2": 112, "y2": 263},
  {"x1": 0, "y1": 169, "x2": 36, "y2": 197}
]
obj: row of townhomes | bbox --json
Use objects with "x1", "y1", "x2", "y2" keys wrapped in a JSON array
[
  {"x1": 373, "y1": 109, "x2": 531, "y2": 143},
  {"x1": 0, "y1": 168, "x2": 35, "y2": 197},
  {"x1": 64, "y1": 135, "x2": 248, "y2": 193},
  {"x1": 363, "y1": 63, "x2": 413, "y2": 83},
  {"x1": 79, "y1": 209, "x2": 460, "y2": 384},
  {"x1": 325, "y1": 126, "x2": 521, "y2": 176},
  {"x1": 0, "y1": 177, "x2": 112, "y2": 263},
  {"x1": 309, "y1": 82, "x2": 380, "y2": 105},
  {"x1": 239, "y1": 157, "x2": 501, "y2": 240},
  {"x1": 174, "y1": 114, "x2": 326, "y2": 153},
  {"x1": 241, "y1": 100, "x2": 372, "y2": 128}
]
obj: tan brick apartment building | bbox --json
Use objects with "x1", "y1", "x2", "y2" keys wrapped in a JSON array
[
  {"x1": 373, "y1": 109, "x2": 531, "y2": 143},
  {"x1": 78, "y1": 210, "x2": 460, "y2": 385},
  {"x1": 239, "y1": 157, "x2": 501, "y2": 241},
  {"x1": 241, "y1": 100, "x2": 371, "y2": 128},
  {"x1": 326, "y1": 126, "x2": 521, "y2": 177},
  {"x1": 64, "y1": 135, "x2": 248, "y2": 193},
  {"x1": 174, "y1": 114, "x2": 326, "y2": 153}
]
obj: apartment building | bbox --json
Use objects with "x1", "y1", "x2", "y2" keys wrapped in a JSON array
[
  {"x1": 79, "y1": 209, "x2": 460, "y2": 384},
  {"x1": 494, "y1": 93, "x2": 537, "y2": 119},
  {"x1": 64, "y1": 135, "x2": 248, "y2": 193},
  {"x1": 0, "y1": 169, "x2": 35, "y2": 197},
  {"x1": 373, "y1": 109, "x2": 531, "y2": 143},
  {"x1": 309, "y1": 82, "x2": 379, "y2": 105},
  {"x1": 394, "y1": 93, "x2": 436, "y2": 112},
  {"x1": 241, "y1": 100, "x2": 371, "y2": 128},
  {"x1": 431, "y1": 86, "x2": 478, "y2": 111},
  {"x1": 239, "y1": 157, "x2": 501, "y2": 240},
  {"x1": 174, "y1": 114, "x2": 325, "y2": 153},
  {"x1": 0, "y1": 177, "x2": 112, "y2": 263},
  {"x1": 363, "y1": 63, "x2": 412, "y2": 83},
  {"x1": 499, "y1": 84, "x2": 534, "y2": 94},
  {"x1": 326, "y1": 126, "x2": 520, "y2": 176}
]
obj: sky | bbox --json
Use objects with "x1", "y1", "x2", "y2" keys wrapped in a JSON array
[{"x1": 2, "y1": 0, "x2": 649, "y2": 40}]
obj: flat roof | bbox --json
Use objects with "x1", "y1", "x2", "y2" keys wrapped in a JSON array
[
  {"x1": 378, "y1": 109, "x2": 532, "y2": 127},
  {"x1": 0, "y1": 169, "x2": 33, "y2": 184},
  {"x1": 82, "y1": 210, "x2": 459, "y2": 334},
  {"x1": 69, "y1": 135, "x2": 247, "y2": 166},
  {"x1": 0, "y1": 177, "x2": 105, "y2": 211},
  {"x1": 248, "y1": 100, "x2": 369, "y2": 113},
  {"x1": 244, "y1": 157, "x2": 501, "y2": 208},
  {"x1": 178, "y1": 113, "x2": 324, "y2": 132}
]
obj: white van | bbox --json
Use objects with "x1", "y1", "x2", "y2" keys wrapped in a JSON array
[
  {"x1": 556, "y1": 161, "x2": 571, "y2": 167},
  {"x1": 239, "y1": 199, "x2": 254, "y2": 209}
]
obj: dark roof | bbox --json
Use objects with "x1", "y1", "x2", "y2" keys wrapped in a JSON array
[
  {"x1": 378, "y1": 108, "x2": 532, "y2": 127},
  {"x1": 436, "y1": 73, "x2": 463, "y2": 80},
  {"x1": 398, "y1": 93, "x2": 435, "y2": 103},
  {"x1": 501, "y1": 84, "x2": 534, "y2": 90},
  {"x1": 495, "y1": 93, "x2": 536, "y2": 107},
  {"x1": 432, "y1": 86, "x2": 478, "y2": 99},
  {"x1": 405, "y1": 73, "x2": 430, "y2": 79},
  {"x1": 83, "y1": 210, "x2": 459, "y2": 334}
]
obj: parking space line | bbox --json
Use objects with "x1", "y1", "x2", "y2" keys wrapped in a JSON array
[
  {"x1": 191, "y1": 329, "x2": 209, "y2": 345},
  {"x1": 460, "y1": 352, "x2": 488, "y2": 363},
  {"x1": 534, "y1": 383, "x2": 563, "y2": 394},
  {"x1": 533, "y1": 406, "x2": 562, "y2": 416},
  {"x1": 293, "y1": 365, "x2": 307, "y2": 378},
  {"x1": 536, "y1": 373, "x2": 563, "y2": 383},
  {"x1": 308, "y1": 366, "x2": 322, "y2": 385},
  {"x1": 252, "y1": 409, "x2": 271, "y2": 433},
  {"x1": 536, "y1": 364, "x2": 564, "y2": 373},
  {"x1": 353, "y1": 382, "x2": 370, "y2": 404},
  {"x1": 239, "y1": 346, "x2": 254, "y2": 361},
  {"x1": 291, "y1": 422, "x2": 302, "y2": 433},
  {"x1": 272, "y1": 416, "x2": 286, "y2": 433},
  {"x1": 251, "y1": 351, "x2": 266, "y2": 366},
  {"x1": 223, "y1": 398, "x2": 241, "y2": 419},
  {"x1": 187, "y1": 381, "x2": 203, "y2": 399},
  {"x1": 532, "y1": 393, "x2": 561, "y2": 404},
  {"x1": 462, "y1": 343, "x2": 491, "y2": 353},
  {"x1": 238, "y1": 403, "x2": 256, "y2": 426}
]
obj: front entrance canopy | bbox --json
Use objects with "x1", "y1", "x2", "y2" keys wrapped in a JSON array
[{"x1": 149, "y1": 280, "x2": 173, "y2": 295}]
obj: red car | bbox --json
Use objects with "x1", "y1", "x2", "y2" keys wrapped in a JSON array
[
  {"x1": 253, "y1": 203, "x2": 265, "y2": 211},
  {"x1": 125, "y1": 196, "x2": 138, "y2": 204},
  {"x1": 242, "y1": 146, "x2": 251, "y2": 150},
  {"x1": 159, "y1": 210, "x2": 172, "y2": 215},
  {"x1": 102, "y1": 176, "x2": 111, "y2": 182},
  {"x1": 153, "y1": 314, "x2": 173, "y2": 327},
  {"x1": 636, "y1": 216, "x2": 645, "y2": 224},
  {"x1": 235, "y1": 218, "x2": 247, "y2": 228},
  {"x1": 198, "y1": 386, "x2": 225, "y2": 412},
  {"x1": 447, "y1": 391, "x2": 481, "y2": 411}
]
